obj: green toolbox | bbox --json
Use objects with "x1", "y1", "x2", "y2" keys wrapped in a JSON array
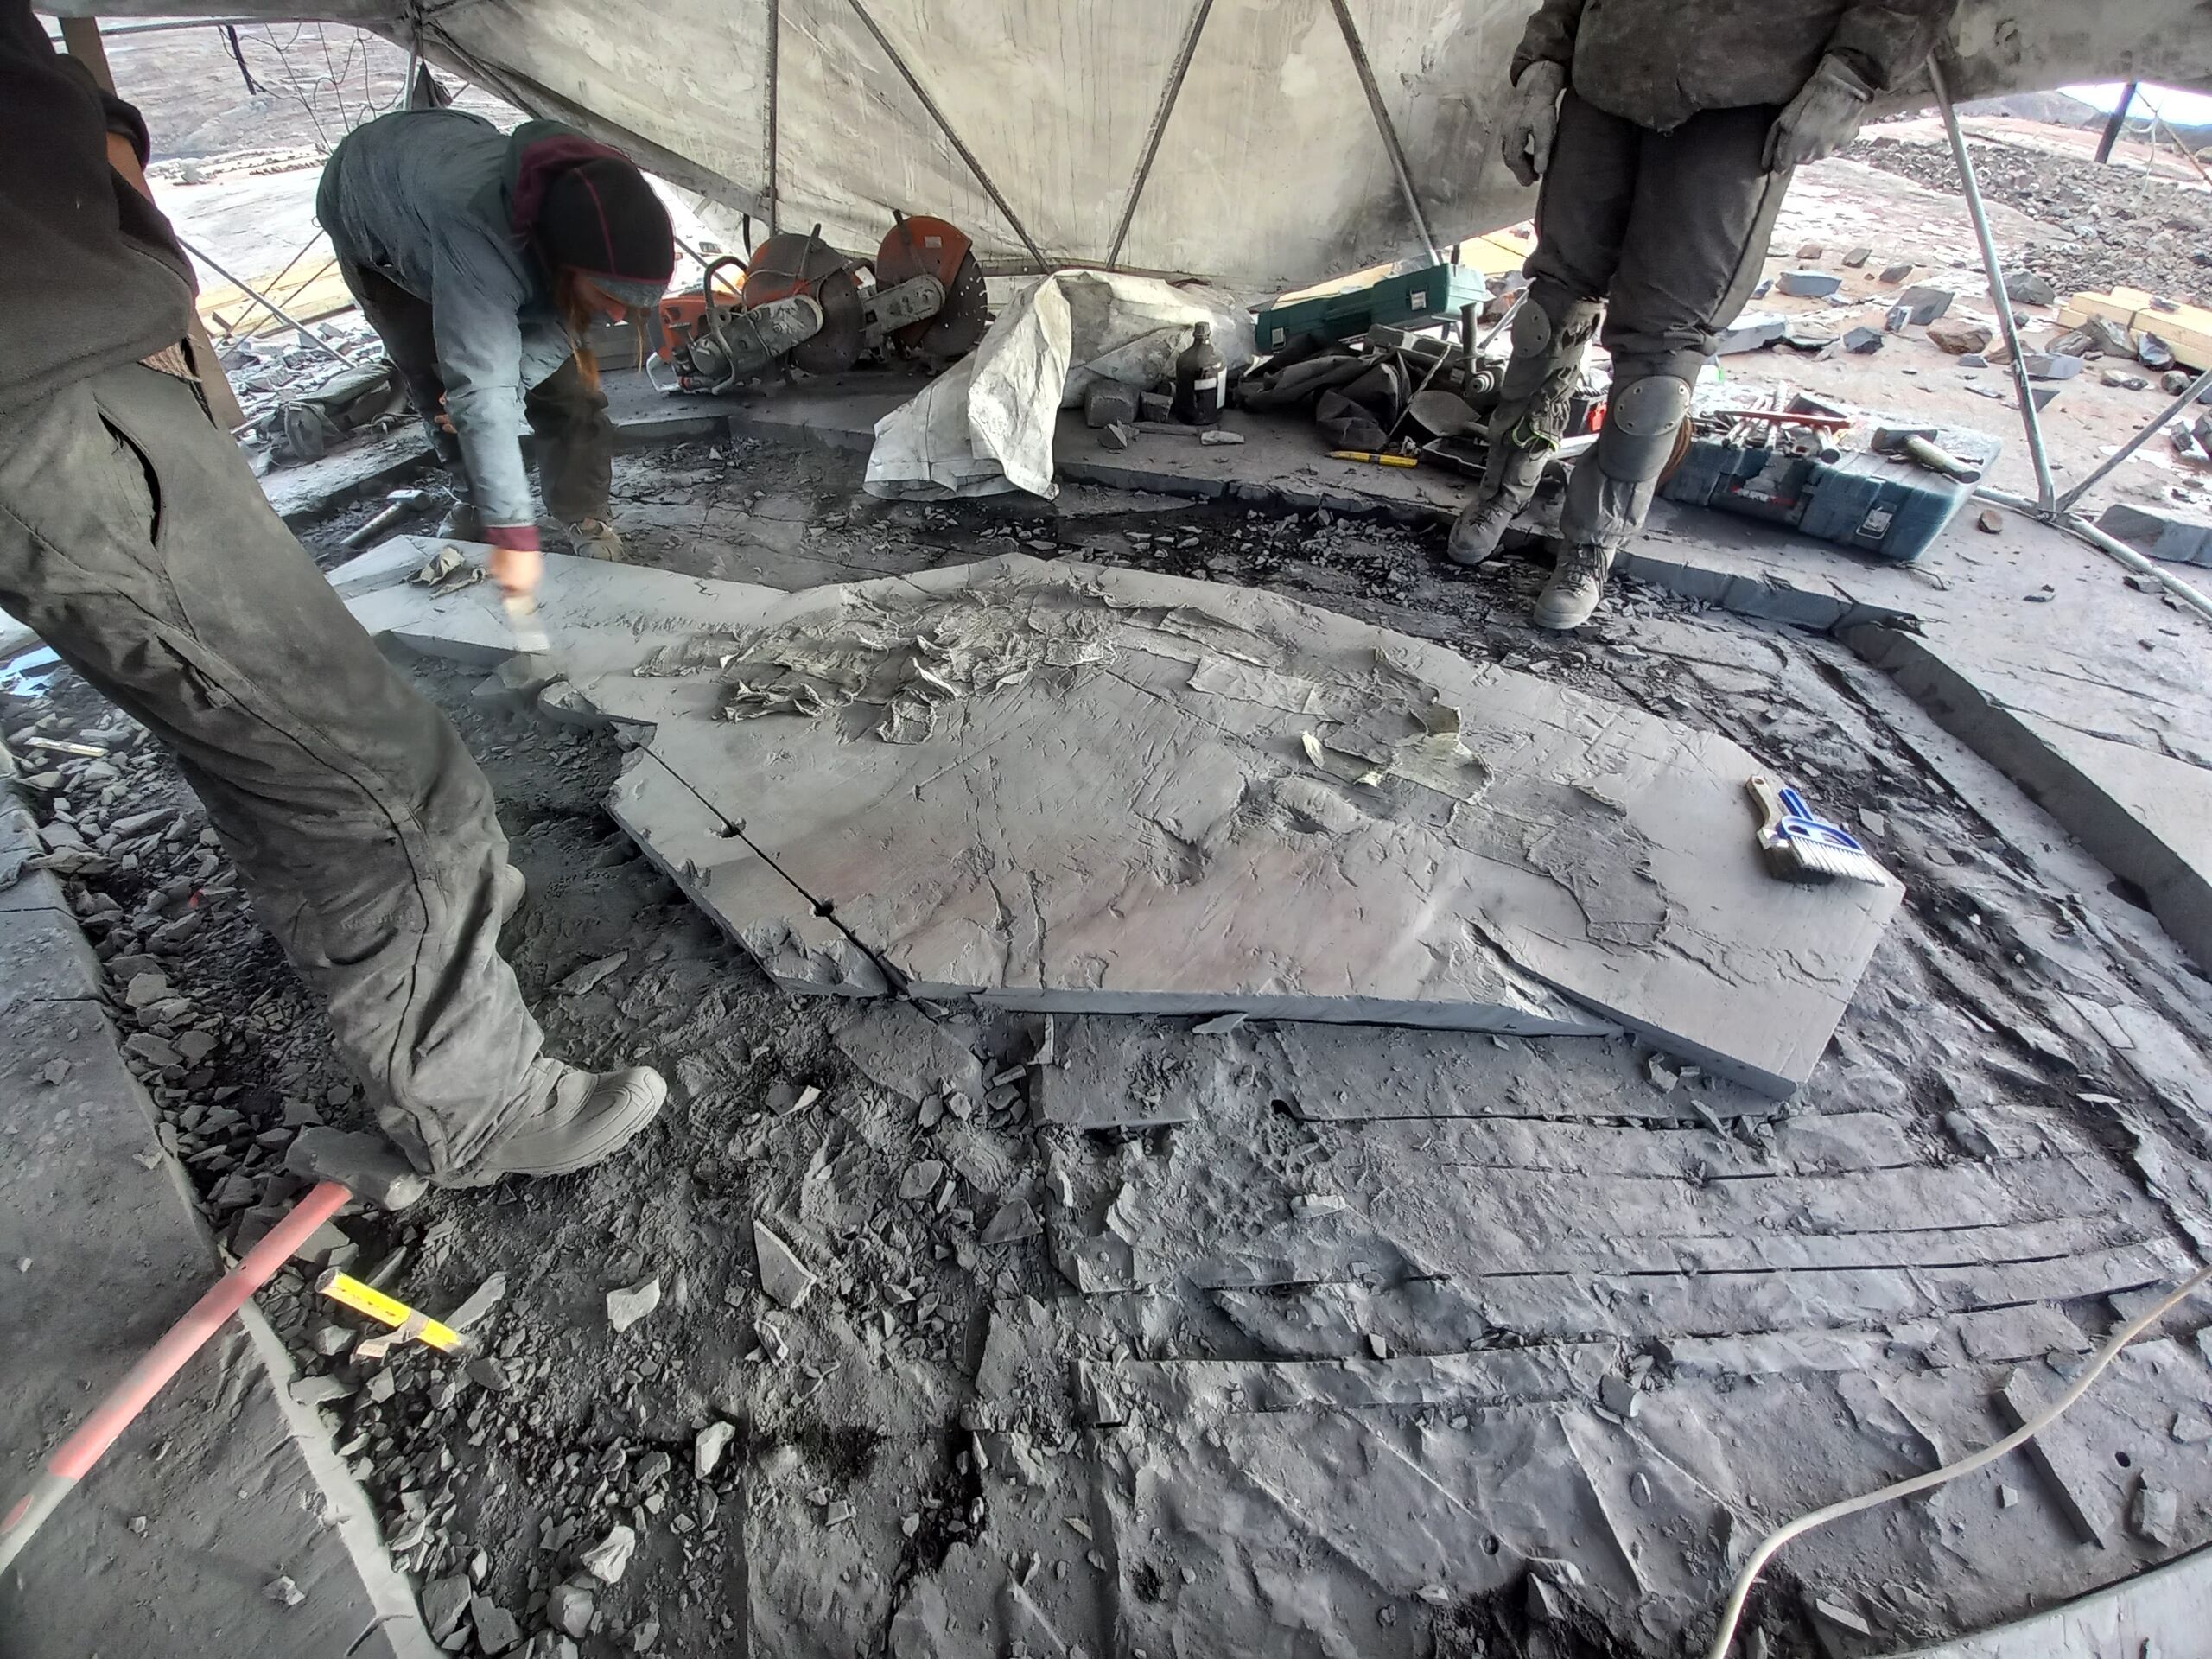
[{"x1": 1255, "y1": 264, "x2": 1491, "y2": 352}]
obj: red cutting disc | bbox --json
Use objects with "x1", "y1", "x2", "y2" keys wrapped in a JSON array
[{"x1": 874, "y1": 214, "x2": 988, "y2": 359}]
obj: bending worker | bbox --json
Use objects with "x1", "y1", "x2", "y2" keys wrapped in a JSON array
[
  {"x1": 1448, "y1": 0, "x2": 1956, "y2": 628},
  {"x1": 2, "y1": 2, "x2": 665, "y2": 1186},
  {"x1": 319, "y1": 107, "x2": 675, "y2": 574}
]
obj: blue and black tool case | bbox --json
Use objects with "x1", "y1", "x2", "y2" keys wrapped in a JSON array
[{"x1": 1658, "y1": 441, "x2": 1972, "y2": 564}]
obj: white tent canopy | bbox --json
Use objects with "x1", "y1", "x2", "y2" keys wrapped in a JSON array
[{"x1": 51, "y1": 0, "x2": 2212, "y2": 294}]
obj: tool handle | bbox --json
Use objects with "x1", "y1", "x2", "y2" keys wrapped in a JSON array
[
  {"x1": 1776, "y1": 785, "x2": 1870, "y2": 854},
  {"x1": 0, "y1": 1180, "x2": 353, "y2": 1573}
]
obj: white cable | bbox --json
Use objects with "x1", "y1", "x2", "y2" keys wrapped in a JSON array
[{"x1": 1704, "y1": 1261, "x2": 2212, "y2": 1659}]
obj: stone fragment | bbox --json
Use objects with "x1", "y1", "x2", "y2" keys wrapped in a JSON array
[
  {"x1": 1777, "y1": 270, "x2": 1840, "y2": 298},
  {"x1": 1099, "y1": 422, "x2": 1134, "y2": 451},
  {"x1": 422, "y1": 1574, "x2": 473, "y2": 1640},
  {"x1": 288, "y1": 1374, "x2": 354, "y2": 1408},
  {"x1": 607, "y1": 1276, "x2": 662, "y2": 1332},
  {"x1": 982, "y1": 1198, "x2": 1041, "y2": 1244},
  {"x1": 264, "y1": 1575, "x2": 305, "y2": 1607},
  {"x1": 1841, "y1": 327, "x2": 1883, "y2": 353},
  {"x1": 1926, "y1": 317, "x2": 1992, "y2": 355},
  {"x1": 2101, "y1": 368, "x2": 2151, "y2": 390},
  {"x1": 2021, "y1": 352, "x2": 2082, "y2": 380},
  {"x1": 753, "y1": 1222, "x2": 817, "y2": 1308},
  {"x1": 695, "y1": 1420, "x2": 736, "y2": 1478},
  {"x1": 2163, "y1": 369, "x2": 2193, "y2": 396},
  {"x1": 1084, "y1": 382, "x2": 1140, "y2": 428},
  {"x1": 899, "y1": 1160, "x2": 944, "y2": 1202},
  {"x1": 1896, "y1": 283, "x2": 1953, "y2": 321},
  {"x1": 1976, "y1": 508, "x2": 2003, "y2": 534},
  {"x1": 547, "y1": 1580, "x2": 597, "y2": 1638},
  {"x1": 2003, "y1": 271, "x2": 2056, "y2": 306},
  {"x1": 2139, "y1": 332, "x2": 2177, "y2": 370},
  {"x1": 553, "y1": 952, "x2": 628, "y2": 995},
  {"x1": 124, "y1": 971, "x2": 171, "y2": 1008},
  {"x1": 2133, "y1": 1484, "x2": 2179, "y2": 1546},
  {"x1": 582, "y1": 1523, "x2": 638, "y2": 1584},
  {"x1": 1794, "y1": 242, "x2": 1823, "y2": 260},
  {"x1": 1599, "y1": 1375, "x2": 1641, "y2": 1419},
  {"x1": 1840, "y1": 246, "x2": 1872, "y2": 268},
  {"x1": 123, "y1": 1033, "x2": 181, "y2": 1069},
  {"x1": 470, "y1": 1594, "x2": 521, "y2": 1655},
  {"x1": 1876, "y1": 261, "x2": 1913, "y2": 283}
]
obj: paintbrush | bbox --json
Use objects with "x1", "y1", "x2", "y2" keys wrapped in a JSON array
[{"x1": 1745, "y1": 776, "x2": 1888, "y2": 886}]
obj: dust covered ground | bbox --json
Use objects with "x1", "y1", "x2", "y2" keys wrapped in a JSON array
[{"x1": 12, "y1": 435, "x2": 2212, "y2": 1659}]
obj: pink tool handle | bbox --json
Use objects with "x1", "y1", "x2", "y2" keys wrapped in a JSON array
[{"x1": 0, "y1": 1179, "x2": 351, "y2": 1569}]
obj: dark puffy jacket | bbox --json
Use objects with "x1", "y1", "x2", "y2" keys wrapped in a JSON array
[
  {"x1": 1512, "y1": 0, "x2": 1957, "y2": 131},
  {"x1": 0, "y1": 0, "x2": 197, "y2": 404}
]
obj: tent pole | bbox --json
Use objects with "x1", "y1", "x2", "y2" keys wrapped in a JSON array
[{"x1": 1931, "y1": 57, "x2": 2056, "y2": 517}]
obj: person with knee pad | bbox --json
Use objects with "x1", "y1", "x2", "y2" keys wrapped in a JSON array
[{"x1": 1447, "y1": 0, "x2": 1956, "y2": 629}]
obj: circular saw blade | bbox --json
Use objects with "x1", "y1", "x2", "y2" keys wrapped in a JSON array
[
  {"x1": 741, "y1": 232, "x2": 862, "y2": 374},
  {"x1": 875, "y1": 215, "x2": 988, "y2": 359}
]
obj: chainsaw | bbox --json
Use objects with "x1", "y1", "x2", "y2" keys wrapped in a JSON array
[{"x1": 650, "y1": 213, "x2": 988, "y2": 395}]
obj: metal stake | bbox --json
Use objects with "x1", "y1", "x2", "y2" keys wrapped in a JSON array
[
  {"x1": 179, "y1": 236, "x2": 362, "y2": 366},
  {"x1": 1931, "y1": 58, "x2": 2056, "y2": 515}
]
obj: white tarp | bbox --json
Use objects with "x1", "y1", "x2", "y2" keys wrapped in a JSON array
[
  {"x1": 51, "y1": 0, "x2": 2212, "y2": 295},
  {"x1": 864, "y1": 271, "x2": 1255, "y2": 499}
]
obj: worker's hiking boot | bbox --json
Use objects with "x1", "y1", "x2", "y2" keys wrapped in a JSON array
[
  {"x1": 1532, "y1": 540, "x2": 1618, "y2": 631},
  {"x1": 437, "y1": 500, "x2": 485, "y2": 542},
  {"x1": 1446, "y1": 490, "x2": 1524, "y2": 567},
  {"x1": 469, "y1": 1063, "x2": 667, "y2": 1182},
  {"x1": 564, "y1": 518, "x2": 626, "y2": 563}
]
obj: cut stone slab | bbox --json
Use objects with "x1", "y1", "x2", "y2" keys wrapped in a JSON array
[
  {"x1": 2098, "y1": 499, "x2": 2212, "y2": 567},
  {"x1": 348, "y1": 550, "x2": 1901, "y2": 1094},
  {"x1": 1036, "y1": 1016, "x2": 1806, "y2": 1133}
]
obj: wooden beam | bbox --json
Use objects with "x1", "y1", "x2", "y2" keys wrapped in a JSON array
[
  {"x1": 56, "y1": 15, "x2": 248, "y2": 429},
  {"x1": 57, "y1": 15, "x2": 115, "y2": 92}
]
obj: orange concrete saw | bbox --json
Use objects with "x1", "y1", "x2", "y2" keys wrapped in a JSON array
[{"x1": 652, "y1": 213, "x2": 988, "y2": 395}]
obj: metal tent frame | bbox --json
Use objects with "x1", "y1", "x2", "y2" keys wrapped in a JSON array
[{"x1": 1930, "y1": 60, "x2": 2212, "y2": 625}]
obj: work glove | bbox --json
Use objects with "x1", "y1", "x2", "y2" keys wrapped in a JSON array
[
  {"x1": 1764, "y1": 54, "x2": 1875, "y2": 173},
  {"x1": 1500, "y1": 60, "x2": 1568, "y2": 188}
]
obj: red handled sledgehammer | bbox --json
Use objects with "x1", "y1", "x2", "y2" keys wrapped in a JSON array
[{"x1": 0, "y1": 1129, "x2": 426, "y2": 1573}]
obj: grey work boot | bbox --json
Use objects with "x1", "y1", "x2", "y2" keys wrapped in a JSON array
[
  {"x1": 458, "y1": 1063, "x2": 667, "y2": 1184},
  {"x1": 1444, "y1": 291, "x2": 1603, "y2": 569},
  {"x1": 1535, "y1": 364, "x2": 1693, "y2": 632},
  {"x1": 1533, "y1": 539, "x2": 1618, "y2": 630},
  {"x1": 563, "y1": 518, "x2": 626, "y2": 563},
  {"x1": 1446, "y1": 443, "x2": 1546, "y2": 568}
]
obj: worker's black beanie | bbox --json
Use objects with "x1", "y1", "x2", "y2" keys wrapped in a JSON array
[{"x1": 533, "y1": 156, "x2": 674, "y2": 308}]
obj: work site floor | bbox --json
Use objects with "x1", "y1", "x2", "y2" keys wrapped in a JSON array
[{"x1": 9, "y1": 435, "x2": 2212, "y2": 1659}]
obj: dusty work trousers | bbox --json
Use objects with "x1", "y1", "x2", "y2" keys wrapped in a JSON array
[
  {"x1": 336, "y1": 258, "x2": 614, "y2": 526},
  {"x1": 1528, "y1": 90, "x2": 1793, "y2": 385},
  {"x1": 0, "y1": 361, "x2": 548, "y2": 1175}
]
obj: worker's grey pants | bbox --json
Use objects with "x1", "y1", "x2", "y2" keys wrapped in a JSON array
[
  {"x1": 1529, "y1": 89, "x2": 1792, "y2": 387},
  {"x1": 0, "y1": 362, "x2": 547, "y2": 1176}
]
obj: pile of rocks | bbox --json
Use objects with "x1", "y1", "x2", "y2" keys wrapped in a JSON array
[{"x1": 1851, "y1": 130, "x2": 2212, "y2": 307}]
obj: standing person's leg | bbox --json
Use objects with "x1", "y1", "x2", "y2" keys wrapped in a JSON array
[
  {"x1": 332, "y1": 256, "x2": 459, "y2": 472},
  {"x1": 523, "y1": 356, "x2": 621, "y2": 561},
  {"x1": 1538, "y1": 102, "x2": 1789, "y2": 628},
  {"x1": 0, "y1": 363, "x2": 662, "y2": 1180},
  {"x1": 1448, "y1": 89, "x2": 1637, "y2": 568}
]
